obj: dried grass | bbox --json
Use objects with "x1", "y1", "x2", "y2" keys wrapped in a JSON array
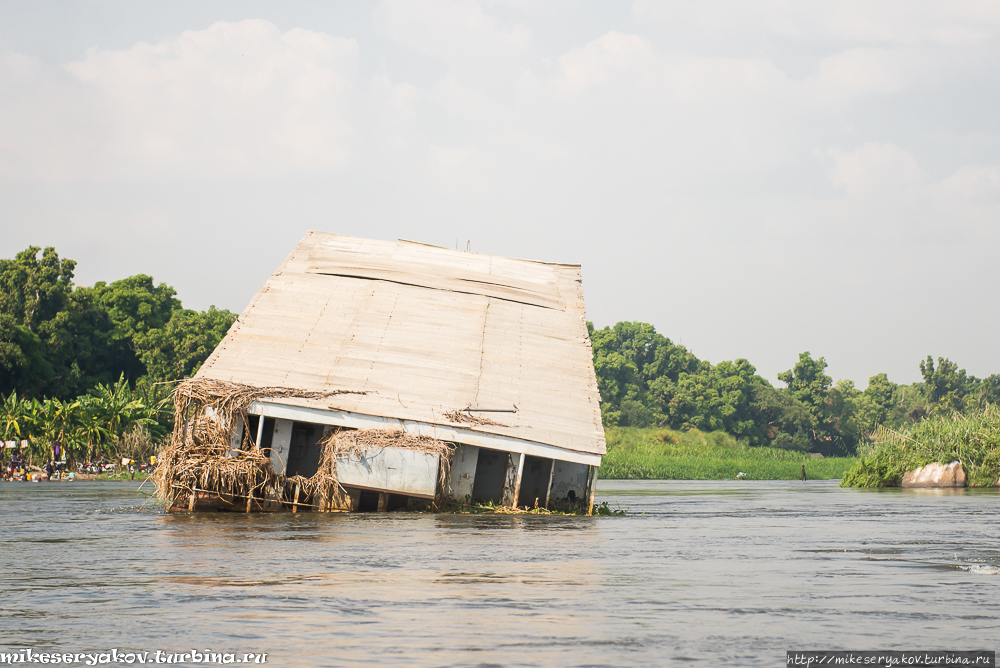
[
  {"x1": 154, "y1": 378, "x2": 454, "y2": 512},
  {"x1": 443, "y1": 410, "x2": 506, "y2": 427},
  {"x1": 322, "y1": 428, "x2": 454, "y2": 505}
]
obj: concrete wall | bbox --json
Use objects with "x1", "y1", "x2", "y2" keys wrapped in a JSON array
[
  {"x1": 228, "y1": 419, "x2": 244, "y2": 457},
  {"x1": 447, "y1": 444, "x2": 479, "y2": 501},
  {"x1": 336, "y1": 448, "x2": 441, "y2": 498},
  {"x1": 550, "y1": 461, "x2": 590, "y2": 504},
  {"x1": 269, "y1": 418, "x2": 293, "y2": 475}
]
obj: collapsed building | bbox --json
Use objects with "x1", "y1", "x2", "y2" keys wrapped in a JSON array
[{"x1": 156, "y1": 232, "x2": 605, "y2": 513}]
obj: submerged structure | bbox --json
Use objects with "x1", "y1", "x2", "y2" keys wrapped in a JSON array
[{"x1": 156, "y1": 232, "x2": 605, "y2": 513}]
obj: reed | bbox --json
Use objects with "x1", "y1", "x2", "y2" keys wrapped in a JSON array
[
  {"x1": 840, "y1": 406, "x2": 1000, "y2": 488},
  {"x1": 599, "y1": 427, "x2": 856, "y2": 480}
]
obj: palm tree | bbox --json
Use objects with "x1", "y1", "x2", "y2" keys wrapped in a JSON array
[
  {"x1": 1, "y1": 391, "x2": 25, "y2": 441},
  {"x1": 86, "y1": 375, "x2": 158, "y2": 465},
  {"x1": 74, "y1": 397, "x2": 111, "y2": 468},
  {"x1": 0, "y1": 391, "x2": 26, "y2": 469}
]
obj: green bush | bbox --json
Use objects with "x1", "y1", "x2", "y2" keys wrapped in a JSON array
[
  {"x1": 840, "y1": 407, "x2": 1000, "y2": 488},
  {"x1": 599, "y1": 427, "x2": 855, "y2": 480}
]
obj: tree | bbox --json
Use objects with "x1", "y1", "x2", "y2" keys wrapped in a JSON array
[
  {"x1": 0, "y1": 246, "x2": 76, "y2": 333},
  {"x1": 777, "y1": 353, "x2": 832, "y2": 423},
  {"x1": 589, "y1": 321, "x2": 702, "y2": 427},
  {"x1": 862, "y1": 374, "x2": 895, "y2": 421},
  {"x1": 136, "y1": 306, "x2": 237, "y2": 382},
  {"x1": 981, "y1": 375, "x2": 1000, "y2": 406},
  {"x1": 652, "y1": 359, "x2": 765, "y2": 444},
  {"x1": 0, "y1": 391, "x2": 26, "y2": 442},
  {"x1": 0, "y1": 247, "x2": 77, "y2": 397},
  {"x1": 748, "y1": 383, "x2": 812, "y2": 450},
  {"x1": 0, "y1": 314, "x2": 55, "y2": 396},
  {"x1": 919, "y1": 356, "x2": 976, "y2": 404},
  {"x1": 79, "y1": 275, "x2": 181, "y2": 383}
]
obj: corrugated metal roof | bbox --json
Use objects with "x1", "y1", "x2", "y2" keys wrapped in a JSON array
[{"x1": 197, "y1": 231, "x2": 606, "y2": 457}]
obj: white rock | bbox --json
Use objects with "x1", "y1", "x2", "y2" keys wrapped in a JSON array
[{"x1": 901, "y1": 461, "x2": 966, "y2": 488}]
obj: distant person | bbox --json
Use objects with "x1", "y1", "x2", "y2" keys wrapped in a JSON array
[
  {"x1": 129, "y1": 461, "x2": 135, "y2": 480},
  {"x1": 801, "y1": 464, "x2": 806, "y2": 481},
  {"x1": 44, "y1": 461, "x2": 54, "y2": 480}
]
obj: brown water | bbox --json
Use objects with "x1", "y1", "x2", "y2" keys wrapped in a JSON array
[{"x1": 1, "y1": 480, "x2": 997, "y2": 667}]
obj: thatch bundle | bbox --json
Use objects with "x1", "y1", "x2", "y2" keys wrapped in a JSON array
[
  {"x1": 443, "y1": 410, "x2": 506, "y2": 427},
  {"x1": 154, "y1": 378, "x2": 454, "y2": 512}
]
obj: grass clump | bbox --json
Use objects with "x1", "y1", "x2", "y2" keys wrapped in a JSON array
[
  {"x1": 840, "y1": 406, "x2": 1000, "y2": 488},
  {"x1": 599, "y1": 427, "x2": 855, "y2": 480}
]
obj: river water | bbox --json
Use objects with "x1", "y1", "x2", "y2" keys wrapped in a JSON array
[{"x1": 1, "y1": 480, "x2": 997, "y2": 667}]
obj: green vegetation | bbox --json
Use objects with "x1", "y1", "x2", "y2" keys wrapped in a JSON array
[
  {"x1": 4, "y1": 245, "x2": 1000, "y2": 484},
  {"x1": 590, "y1": 321, "x2": 1000, "y2": 457},
  {"x1": 1, "y1": 245, "x2": 235, "y2": 399},
  {"x1": 840, "y1": 407, "x2": 1000, "y2": 488},
  {"x1": 0, "y1": 376, "x2": 166, "y2": 468},
  {"x1": 1, "y1": 245, "x2": 232, "y2": 468},
  {"x1": 599, "y1": 427, "x2": 856, "y2": 480}
]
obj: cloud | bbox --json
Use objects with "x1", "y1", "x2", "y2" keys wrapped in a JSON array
[
  {"x1": 631, "y1": 0, "x2": 1000, "y2": 48},
  {"x1": 375, "y1": 0, "x2": 531, "y2": 75},
  {"x1": 828, "y1": 142, "x2": 924, "y2": 197},
  {"x1": 2, "y1": 2, "x2": 1000, "y2": 386},
  {"x1": 0, "y1": 20, "x2": 359, "y2": 181},
  {"x1": 556, "y1": 31, "x2": 654, "y2": 94}
]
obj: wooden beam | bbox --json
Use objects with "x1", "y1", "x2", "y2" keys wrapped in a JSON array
[
  {"x1": 544, "y1": 458, "x2": 556, "y2": 509},
  {"x1": 255, "y1": 415, "x2": 265, "y2": 448},
  {"x1": 510, "y1": 453, "x2": 525, "y2": 508},
  {"x1": 585, "y1": 465, "x2": 597, "y2": 515}
]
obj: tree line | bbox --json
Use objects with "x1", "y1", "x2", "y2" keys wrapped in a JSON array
[
  {"x1": 589, "y1": 321, "x2": 1000, "y2": 456},
  {"x1": 4, "y1": 246, "x2": 998, "y2": 462},
  {"x1": 2, "y1": 376, "x2": 163, "y2": 468},
  {"x1": 1, "y1": 246, "x2": 235, "y2": 466}
]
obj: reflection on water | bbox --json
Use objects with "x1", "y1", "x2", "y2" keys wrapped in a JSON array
[{"x1": 1, "y1": 480, "x2": 997, "y2": 667}]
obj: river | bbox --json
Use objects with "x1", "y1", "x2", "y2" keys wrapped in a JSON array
[{"x1": 1, "y1": 480, "x2": 997, "y2": 666}]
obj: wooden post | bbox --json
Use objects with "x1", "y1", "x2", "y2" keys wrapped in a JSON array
[
  {"x1": 187, "y1": 489, "x2": 197, "y2": 512},
  {"x1": 246, "y1": 493, "x2": 252, "y2": 513},
  {"x1": 292, "y1": 484, "x2": 301, "y2": 513},
  {"x1": 377, "y1": 492, "x2": 388, "y2": 512},
  {"x1": 511, "y1": 453, "x2": 525, "y2": 508},
  {"x1": 586, "y1": 465, "x2": 597, "y2": 516},
  {"x1": 544, "y1": 458, "x2": 556, "y2": 509},
  {"x1": 255, "y1": 413, "x2": 265, "y2": 448}
]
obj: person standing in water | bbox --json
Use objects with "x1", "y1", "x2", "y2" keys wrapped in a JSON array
[{"x1": 801, "y1": 464, "x2": 806, "y2": 481}]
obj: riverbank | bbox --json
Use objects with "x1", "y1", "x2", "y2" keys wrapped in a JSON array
[
  {"x1": 599, "y1": 427, "x2": 856, "y2": 480},
  {"x1": 1, "y1": 471, "x2": 151, "y2": 482},
  {"x1": 841, "y1": 407, "x2": 1000, "y2": 487}
]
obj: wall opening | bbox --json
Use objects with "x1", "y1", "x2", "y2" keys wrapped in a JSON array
[
  {"x1": 471, "y1": 448, "x2": 507, "y2": 504},
  {"x1": 357, "y1": 490, "x2": 380, "y2": 512},
  {"x1": 387, "y1": 494, "x2": 409, "y2": 511},
  {"x1": 245, "y1": 416, "x2": 275, "y2": 453},
  {"x1": 285, "y1": 422, "x2": 326, "y2": 478},
  {"x1": 517, "y1": 456, "x2": 553, "y2": 508}
]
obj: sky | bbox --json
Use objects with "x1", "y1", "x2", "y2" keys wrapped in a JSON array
[{"x1": 1, "y1": 1, "x2": 998, "y2": 389}]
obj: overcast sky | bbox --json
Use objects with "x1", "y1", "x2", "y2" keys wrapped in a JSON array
[{"x1": 1, "y1": 1, "x2": 998, "y2": 388}]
